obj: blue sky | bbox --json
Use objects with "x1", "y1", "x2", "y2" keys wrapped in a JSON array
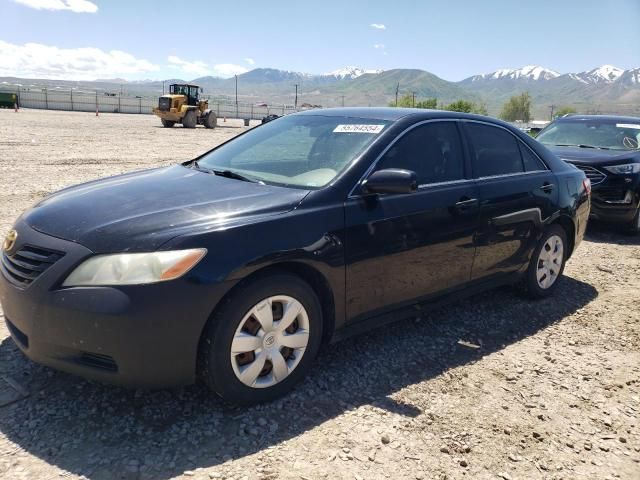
[{"x1": 2, "y1": 0, "x2": 639, "y2": 81}]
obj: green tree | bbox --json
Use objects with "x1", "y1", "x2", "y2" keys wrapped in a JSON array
[
  {"x1": 499, "y1": 92, "x2": 532, "y2": 122},
  {"x1": 443, "y1": 100, "x2": 487, "y2": 115},
  {"x1": 555, "y1": 106, "x2": 576, "y2": 118},
  {"x1": 389, "y1": 94, "x2": 437, "y2": 109},
  {"x1": 416, "y1": 98, "x2": 438, "y2": 109}
]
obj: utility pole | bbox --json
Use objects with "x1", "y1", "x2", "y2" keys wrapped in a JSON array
[
  {"x1": 395, "y1": 82, "x2": 400, "y2": 107},
  {"x1": 162, "y1": 81, "x2": 165, "y2": 95},
  {"x1": 340, "y1": 95, "x2": 345, "y2": 107},
  {"x1": 235, "y1": 74, "x2": 238, "y2": 118},
  {"x1": 294, "y1": 83, "x2": 298, "y2": 110},
  {"x1": 549, "y1": 104, "x2": 555, "y2": 121},
  {"x1": 411, "y1": 91, "x2": 416, "y2": 108}
]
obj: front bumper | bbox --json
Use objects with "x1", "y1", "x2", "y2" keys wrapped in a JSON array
[
  {"x1": 590, "y1": 177, "x2": 640, "y2": 225},
  {"x1": 0, "y1": 220, "x2": 230, "y2": 388}
]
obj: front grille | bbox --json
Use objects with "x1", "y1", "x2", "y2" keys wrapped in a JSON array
[
  {"x1": 158, "y1": 97, "x2": 171, "y2": 111},
  {"x1": 1, "y1": 245, "x2": 64, "y2": 288},
  {"x1": 78, "y1": 352, "x2": 118, "y2": 372},
  {"x1": 571, "y1": 164, "x2": 607, "y2": 185}
]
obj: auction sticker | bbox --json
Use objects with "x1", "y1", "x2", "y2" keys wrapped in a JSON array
[
  {"x1": 617, "y1": 123, "x2": 640, "y2": 130},
  {"x1": 333, "y1": 124, "x2": 385, "y2": 133}
]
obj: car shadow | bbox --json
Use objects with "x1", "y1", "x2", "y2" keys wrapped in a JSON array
[
  {"x1": 584, "y1": 220, "x2": 640, "y2": 246},
  {"x1": 0, "y1": 276, "x2": 597, "y2": 479}
]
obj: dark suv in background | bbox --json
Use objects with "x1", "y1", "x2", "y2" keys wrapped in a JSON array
[{"x1": 537, "y1": 115, "x2": 640, "y2": 232}]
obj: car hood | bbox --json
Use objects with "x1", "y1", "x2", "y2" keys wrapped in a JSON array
[
  {"x1": 22, "y1": 165, "x2": 310, "y2": 253},
  {"x1": 546, "y1": 145, "x2": 640, "y2": 166}
]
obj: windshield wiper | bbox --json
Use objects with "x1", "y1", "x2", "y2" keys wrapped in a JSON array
[
  {"x1": 190, "y1": 161, "x2": 259, "y2": 183},
  {"x1": 211, "y1": 169, "x2": 260, "y2": 183},
  {"x1": 554, "y1": 144, "x2": 611, "y2": 150}
]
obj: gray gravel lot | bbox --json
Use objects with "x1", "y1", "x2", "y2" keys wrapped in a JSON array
[{"x1": 0, "y1": 109, "x2": 639, "y2": 480}]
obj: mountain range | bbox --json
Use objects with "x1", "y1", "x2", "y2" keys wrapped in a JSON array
[{"x1": 2, "y1": 64, "x2": 638, "y2": 119}]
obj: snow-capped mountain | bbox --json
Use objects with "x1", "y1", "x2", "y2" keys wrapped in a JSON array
[
  {"x1": 569, "y1": 65, "x2": 625, "y2": 84},
  {"x1": 468, "y1": 65, "x2": 560, "y2": 82},
  {"x1": 617, "y1": 67, "x2": 640, "y2": 86},
  {"x1": 324, "y1": 66, "x2": 383, "y2": 79}
]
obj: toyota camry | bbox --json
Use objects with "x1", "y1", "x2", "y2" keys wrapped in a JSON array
[{"x1": 0, "y1": 108, "x2": 590, "y2": 404}]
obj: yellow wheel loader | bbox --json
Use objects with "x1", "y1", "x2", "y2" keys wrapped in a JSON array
[{"x1": 152, "y1": 84, "x2": 217, "y2": 129}]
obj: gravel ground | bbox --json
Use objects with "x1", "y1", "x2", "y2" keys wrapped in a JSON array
[{"x1": 0, "y1": 109, "x2": 638, "y2": 480}]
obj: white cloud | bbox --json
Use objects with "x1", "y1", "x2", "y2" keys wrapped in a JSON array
[
  {"x1": 14, "y1": 0, "x2": 98, "y2": 13},
  {"x1": 167, "y1": 57, "x2": 248, "y2": 78},
  {"x1": 373, "y1": 44, "x2": 385, "y2": 49},
  {"x1": 167, "y1": 55, "x2": 209, "y2": 76},
  {"x1": 212, "y1": 63, "x2": 248, "y2": 77},
  {"x1": 244, "y1": 58, "x2": 255, "y2": 65},
  {"x1": 0, "y1": 40, "x2": 159, "y2": 80},
  {"x1": 369, "y1": 23, "x2": 386, "y2": 30}
]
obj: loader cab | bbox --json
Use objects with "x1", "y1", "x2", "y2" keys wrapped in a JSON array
[{"x1": 169, "y1": 83, "x2": 200, "y2": 106}]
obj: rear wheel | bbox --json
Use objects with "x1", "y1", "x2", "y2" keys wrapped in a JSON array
[
  {"x1": 161, "y1": 119, "x2": 175, "y2": 128},
  {"x1": 204, "y1": 111, "x2": 217, "y2": 129},
  {"x1": 182, "y1": 109, "x2": 197, "y2": 128},
  {"x1": 199, "y1": 273, "x2": 323, "y2": 405},
  {"x1": 523, "y1": 224, "x2": 567, "y2": 299}
]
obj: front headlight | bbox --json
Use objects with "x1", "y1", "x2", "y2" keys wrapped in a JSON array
[
  {"x1": 603, "y1": 163, "x2": 640, "y2": 175},
  {"x1": 62, "y1": 249, "x2": 206, "y2": 287}
]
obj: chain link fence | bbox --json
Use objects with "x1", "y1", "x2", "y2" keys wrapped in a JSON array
[{"x1": 0, "y1": 87, "x2": 299, "y2": 120}]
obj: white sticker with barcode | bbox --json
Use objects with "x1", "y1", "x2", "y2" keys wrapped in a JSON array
[
  {"x1": 333, "y1": 124, "x2": 385, "y2": 134},
  {"x1": 616, "y1": 123, "x2": 640, "y2": 130}
]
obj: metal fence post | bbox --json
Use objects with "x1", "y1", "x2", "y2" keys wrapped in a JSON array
[
  {"x1": 44, "y1": 88, "x2": 48, "y2": 109},
  {"x1": 95, "y1": 90, "x2": 98, "y2": 112},
  {"x1": 70, "y1": 89, "x2": 74, "y2": 111},
  {"x1": 139, "y1": 97, "x2": 142, "y2": 114},
  {"x1": 118, "y1": 94, "x2": 121, "y2": 113}
]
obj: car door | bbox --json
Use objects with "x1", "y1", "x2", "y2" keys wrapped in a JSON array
[
  {"x1": 344, "y1": 120, "x2": 480, "y2": 322},
  {"x1": 461, "y1": 121, "x2": 558, "y2": 281}
]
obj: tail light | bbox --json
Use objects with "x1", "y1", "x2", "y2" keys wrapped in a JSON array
[{"x1": 583, "y1": 177, "x2": 591, "y2": 195}]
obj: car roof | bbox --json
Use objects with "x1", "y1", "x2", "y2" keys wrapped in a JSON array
[
  {"x1": 293, "y1": 107, "x2": 502, "y2": 123},
  {"x1": 554, "y1": 114, "x2": 640, "y2": 123}
]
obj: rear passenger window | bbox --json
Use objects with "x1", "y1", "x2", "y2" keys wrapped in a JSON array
[
  {"x1": 519, "y1": 143, "x2": 547, "y2": 171},
  {"x1": 466, "y1": 123, "x2": 524, "y2": 177},
  {"x1": 376, "y1": 122, "x2": 465, "y2": 185}
]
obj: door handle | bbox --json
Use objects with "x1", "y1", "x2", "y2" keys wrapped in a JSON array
[
  {"x1": 540, "y1": 182, "x2": 554, "y2": 193},
  {"x1": 454, "y1": 197, "x2": 478, "y2": 211}
]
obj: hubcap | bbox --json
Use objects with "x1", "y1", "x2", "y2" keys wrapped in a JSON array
[
  {"x1": 536, "y1": 234, "x2": 564, "y2": 289},
  {"x1": 230, "y1": 295, "x2": 310, "y2": 388}
]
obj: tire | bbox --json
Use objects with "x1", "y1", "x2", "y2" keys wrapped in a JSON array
[
  {"x1": 199, "y1": 273, "x2": 323, "y2": 405},
  {"x1": 203, "y1": 111, "x2": 217, "y2": 129},
  {"x1": 182, "y1": 109, "x2": 197, "y2": 128},
  {"x1": 523, "y1": 224, "x2": 568, "y2": 299},
  {"x1": 161, "y1": 119, "x2": 175, "y2": 128}
]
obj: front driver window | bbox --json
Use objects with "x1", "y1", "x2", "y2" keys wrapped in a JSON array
[{"x1": 376, "y1": 122, "x2": 466, "y2": 185}]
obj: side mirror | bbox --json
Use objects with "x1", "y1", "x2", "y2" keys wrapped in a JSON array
[{"x1": 362, "y1": 168, "x2": 418, "y2": 195}]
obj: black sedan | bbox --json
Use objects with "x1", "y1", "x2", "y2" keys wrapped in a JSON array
[
  {"x1": 0, "y1": 108, "x2": 590, "y2": 404},
  {"x1": 537, "y1": 115, "x2": 640, "y2": 232}
]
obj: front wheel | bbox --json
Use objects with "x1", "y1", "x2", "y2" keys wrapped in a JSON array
[
  {"x1": 523, "y1": 224, "x2": 567, "y2": 299},
  {"x1": 161, "y1": 119, "x2": 175, "y2": 128},
  {"x1": 182, "y1": 109, "x2": 197, "y2": 128},
  {"x1": 199, "y1": 273, "x2": 323, "y2": 405}
]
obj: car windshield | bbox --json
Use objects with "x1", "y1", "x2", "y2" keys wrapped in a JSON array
[
  {"x1": 537, "y1": 119, "x2": 640, "y2": 151},
  {"x1": 196, "y1": 115, "x2": 391, "y2": 189}
]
